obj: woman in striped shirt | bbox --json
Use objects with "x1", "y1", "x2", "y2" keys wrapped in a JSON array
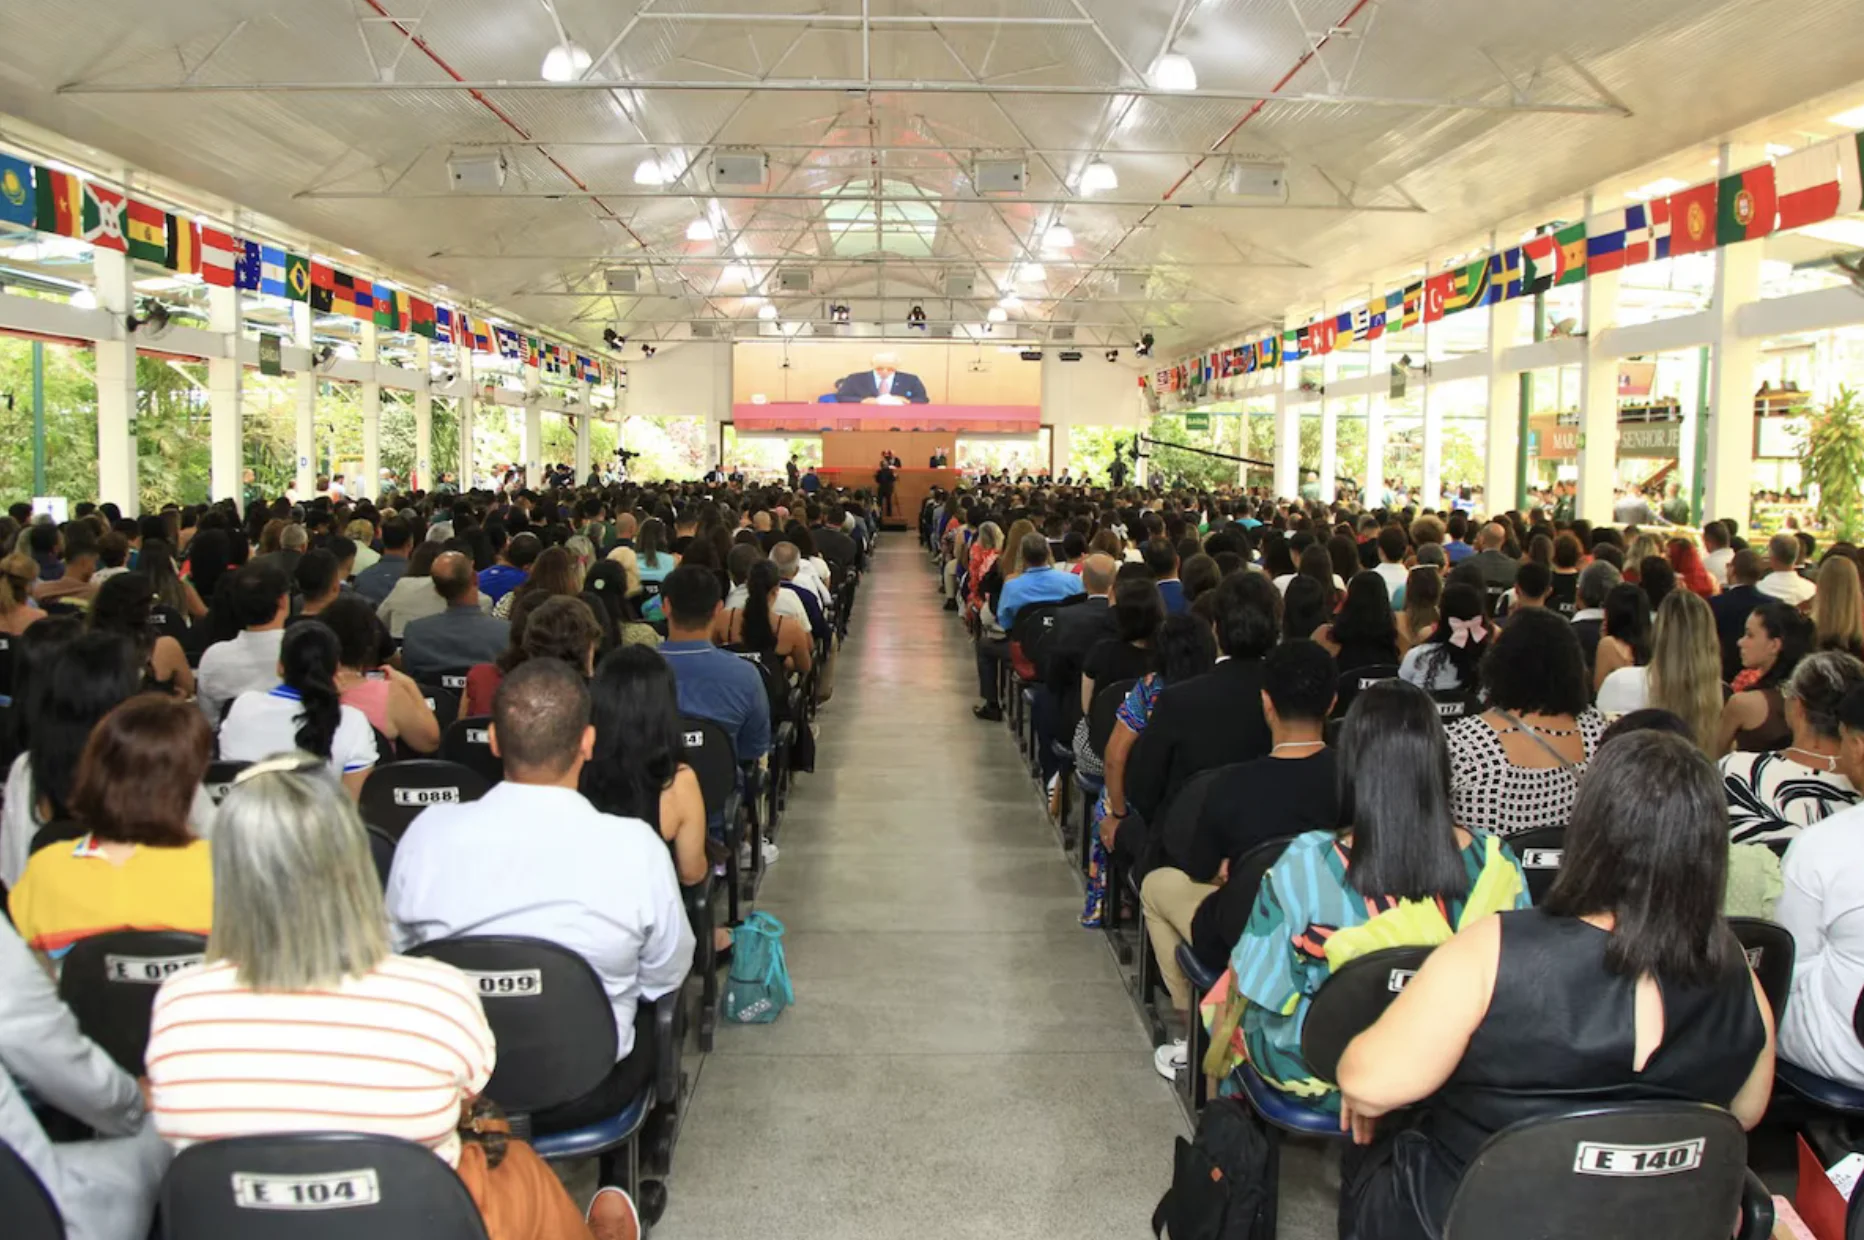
[{"x1": 145, "y1": 755, "x2": 639, "y2": 1240}]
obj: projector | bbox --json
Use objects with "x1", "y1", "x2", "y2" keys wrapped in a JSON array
[
  {"x1": 711, "y1": 152, "x2": 769, "y2": 187},
  {"x1": 604, "y1": 269, "x2": 639, "y2": 294},
  {"x1": 446, "y1": 153, "x2": 507, "y2": 192},
  {"x1": 973, "y1": 159, "x2": 1027, "y2": 194},
  {"x1": 1226, "y1": 161, "x2": 1288, "y2": 200}
]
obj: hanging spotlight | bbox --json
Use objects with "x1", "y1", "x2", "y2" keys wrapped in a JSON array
[
  {"x1": 633, "y1": 158, "x2": 668, "y2": 186},
  {"x1": 1080, "y1": 160, "x2": 1119, "y2": 194},
  {"x1": 998, "y1": 294, "x2": 1023, "y2": 311},
  {"x1": 540, "y1": 42, "x2": 592, "y2": 82},
  {"x1": 1150, "y1": 52, "x2": 1198, "y2": 92},
  {"x1": 640, "y1": 343, "x2": 656, "y2": 358},
  {"x1": 1015, "y1": 263, "x2": 1046, "y2": 284},
  {"x1": 829, "y1": 303, "x2": 851, "y2": 324},
  {"x1": 758, "y1": 302, "x2": 779, "y2": 321},
  {"x1": 1043, "y1": 225, "x2": 1075, "y2": 251},
  {"x1": 686, "y1": 217, "x2": 716, "y2": 241},
  {"x1": 602, "y1": 327, "x2": 627, "y2": 349},
  {"x1": 907, "y1": 305, "x2": 927, "y2": 331},
  {"x1": 1135, "y1": 332, "x2": 1154, "y2": 358},
  {"x1": 987, "y1": 306, "x2": 1009, "y2": 324},
  {"x1": 720, "y1": 263, "x2": 752, "y2": 285},
  {"x1": 1105, "y1": 349, "x2": 1120, "y2": 362}
]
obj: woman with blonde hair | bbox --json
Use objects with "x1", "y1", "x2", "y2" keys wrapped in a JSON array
[
  {"x1": 1814, "y1": 554, "x2": 1864, "y2": 660},
  {"x1": 1597, "y1": 590, "x2": 1722, "y2": 748},
  {"x1": 0, "y1": 549, "x2": 43, "y2": 636},
  {"x1": 145, "y1": 757, "x2": 641, "y2": 1240},
  {"x1": 965, "y1": 520, "x2": 1003, "y2": 622}
]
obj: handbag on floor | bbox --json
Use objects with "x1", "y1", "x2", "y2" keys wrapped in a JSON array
[
  {"x1": 723, "y1": 912, "x2": 794, "y2": 1024},
  {"x1": 1152, "y1": 1096, "x2": 1274, "y2": 1240}
]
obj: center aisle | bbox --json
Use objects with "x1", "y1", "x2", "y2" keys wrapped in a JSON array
[{"x1": 654, "y1": 537, "x2": 1189, "y2": 1239}]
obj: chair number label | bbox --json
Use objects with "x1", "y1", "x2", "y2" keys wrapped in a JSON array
[
  {"x1": 1520, "y1": 849, "x2": 1563, "y2": 869},
  {"x1": 1386, "y1": 969, "x2": 1416, "y2": 992},
  {"x1": 465, "y1": 728, "x2": 490, "y2": 745},
  {"x1": 232, "y1": 1169, "x2": 380, "y2": 1209},
  {"x1": 104, "y1": 954, "x2": 203, "y2": 983},
  {"x1": 1573, "y1": 1139, "x2": 1703, "y2": 1176},
  {"x1": 205, "y1": 782, "x2": 234, "y2": 804},
  {"x1": 1744, "y1": 947, "x2": 1764, "y2": 970},
  {"x1": 683, "y1": 731, "x2": 704, "y2": 746},
  {"x1": 392, "y1": 787, "x2": 461, "y2": 806},
  {"x1": 441, "y1": 675, "x2": 467, "y2": 689},
  {"x1": 464, "y1": 968, "x2": 543, "y2": 996}
]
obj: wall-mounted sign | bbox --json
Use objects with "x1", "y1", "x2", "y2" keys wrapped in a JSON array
[{"x1": 258, "y1": 334, "x2": 282, "y2": 377}]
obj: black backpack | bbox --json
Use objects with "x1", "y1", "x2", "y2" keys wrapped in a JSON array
[{"x1": 1152, "y1": 1097, "x2": 1273, "y2": 1240}]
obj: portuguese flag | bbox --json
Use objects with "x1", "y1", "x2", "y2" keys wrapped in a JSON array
[{"x1": 1716, "y1": 165, "x2": 1777, "y2": 245}]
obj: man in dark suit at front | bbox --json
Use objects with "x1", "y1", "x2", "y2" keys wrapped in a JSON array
[
  {"x1": 835, "y1": 351, "x2": 930, "y2": 404},
  {"x1": 1710, "y1": 548, "x2": 1769, "y2": 682}
]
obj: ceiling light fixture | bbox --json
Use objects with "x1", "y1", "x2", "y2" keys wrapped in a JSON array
[
  {"x1": 540, "y1": 42, "x2": 592, "y2": 82},
  {"x1": 633, "y1": 158, "x2": 668, "y2": 186},
  {"x1": 686, "y1": 217, "x2": 716, "y2": 241},
  {"x1": 1151, "y1": 52, "x2": 1198, "y2": 93},
  {"x1": 999, "y1": 294, "x2": 1023, "y2": 311},
  {"x1": 758, "y1": 302, "x2": 779, "y2": 320},
  {"x1": 720, "y1": 263, "x2": 752, "y2": 285},
  {"x1": 1625, "y1": 176, "x2": 1688, "y2": 201},
  {"x1": 1043, "y1": 225, "x2": 1075, "y2": 251},
  {"x1": 1015, "y1": 263, "x2": 1046, "y2": 283},
  {"x1": 1080, "y1": 160, "x2": 1119, "y2": 194},
  {"x1": 1828, "y1": 105, "x2": 1864, "y2": 129},
  {"x1": 987, "y1": 306, "x2": 1009, "y2": 323}
]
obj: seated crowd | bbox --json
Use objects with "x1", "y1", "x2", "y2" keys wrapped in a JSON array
[
  {"x1": 929, "y1": 480, "x2": 1864, "y2": 1237},
  {"x1": 0, "y1": 474, "x2": 869, "y2": 1240}
]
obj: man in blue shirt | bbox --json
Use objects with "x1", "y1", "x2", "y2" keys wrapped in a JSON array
[
  {"x1": 1143, "y1": 540, "x2": 1188, "y2": 615},
  {"x1": 997, "y1": 532, "x2": 1085, "y2": 628},
  {"x1": 658, "y1": 564, "x2": 771, "y2": 769},
  {"x1": 477, "y1": 531, "x2": 538, "y2": 603}
]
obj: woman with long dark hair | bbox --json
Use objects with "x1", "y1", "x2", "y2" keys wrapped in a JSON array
[
  {"x1": 1399, "y1": 581, "x2": 1489, "y2": 693},
  {"x1": 1718, "y1": 599, "x2": 1814, "y2": 754},
  {"x1": 717, "y1": 559, "x2": 813, "y2": 676},
  {"x1": 89, "y1": 571, "x2": 194, "y2": 696},
  {"x1": 217, "y1": 621, "x2": 377, "y2": 796},
  {"x1": 583, "y1": 646, "x2": 708, "y2": 888},
  {"x1": 585, "y1": 560, "x2": 661, "y2": 648},
  {"x1": 318, "y1": 595, "x2": 441, "y2": 755},
  {"x1": 1591, "y1": 582, "x2": 1653, "y2": 695},
  {"x1": 1337, "y1": 731, "x2": 1773, "y2": 1240},
  {"x1": 1316, "y1": 572, "x2": 1401, "y2": 674},
  {"x1": 1211, "y1": 681, "x2": 1531, "y2": 1111}
]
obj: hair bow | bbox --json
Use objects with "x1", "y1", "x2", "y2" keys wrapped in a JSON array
[{"x1": 1447, "y1": 615, "x2": 1487, "y2": 649}]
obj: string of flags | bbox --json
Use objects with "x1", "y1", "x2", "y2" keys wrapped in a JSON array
[
  {"x1": 1145, "y1": 128, "x2": 1864, "y2": 398},
  {"x1": 0, "y1": 155, "x2": 619, "y2": 387}
]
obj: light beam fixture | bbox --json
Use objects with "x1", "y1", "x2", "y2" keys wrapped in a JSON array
[{"x1": 540, "y1": 42, "x2": 592, "y2": 82}]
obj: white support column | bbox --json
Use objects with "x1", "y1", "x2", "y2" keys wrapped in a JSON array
[
  {"x1": 1421, "y1": 348, "x2": 1442, "y2": 509},
  {"x1": 1274, "y1": 324, "x2": 1301, "y2": 500},
  {"x1": 1365, "y1": 336, "x2": 1388, "y2": 506},
  {"x1": 457, "y1": 347, "x2": 476, "y2": 491},
  {"x1": 413, "y1": 336, "x2": 433, "y2": 496},
  {"x1": 522, "y1": 363, "x2": 544, "y2": 486},
  {"x1": 1577, "y1": 194, "x2": 1621, "y2": 525},
  {"x1": 1049, "y1": 419, "x2": 1071, "y2": 479},
  {"x1": 92, "y1": 249, "x2": 138, "y2": 515},
  {"x1": 575, "y1": 386, "x2": 594, "y2": 481},
  {"x1": 1317, "y1": 339, "x2": 1339, "y2": 505},
  {"x1": 1483, "y1": 292, "x2": 1517, "y2": 515},
  {"x1": 358, "y1": 320, "x2": 380, "y2": 503},
  {"x1": 1704, "y1": 141, "x2": 1766, "y2": 529},
  {"x1": 207, "y1": 285, "x2": 244, "y2": 504},
  {"x1": 292, "y1": 301, "x2": 317, "y2": 500}
]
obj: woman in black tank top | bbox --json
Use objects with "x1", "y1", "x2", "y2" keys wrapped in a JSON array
[{"x1": 1334, "y1": 731, "x2": 1775, "y2": 1240}]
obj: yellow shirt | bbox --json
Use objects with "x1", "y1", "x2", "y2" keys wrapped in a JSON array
[{"x1": 8, "y1": 835, "x2": 213, "y2": 957}]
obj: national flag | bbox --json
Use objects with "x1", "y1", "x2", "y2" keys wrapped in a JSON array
[
  {"x1": 1365, "y1": 295, "x2": 1388, "y2": 342},
  {"x1": 285, "y1": 254, "x2": 310, "y2": 302},
  {"x1": 409, "y1": 297, "x2": 437, "y2": 339},
  {"x1": 32, "y1": 165, "x2": 79, "y2": 236},
  {"x1": 1775, "y1": 139, "x2": 1847, "y2": 231},
  {"x1": 1648, "y1": 197, "x2": 1672, "y2": 261},
  {"x1": 1446, "y1": 258, "x2": 1491, "y2": 313},
  {"x1": 1717, "y1": 164, "x2": 1777, "y2": 245},
  {"x1": 163, "y1": 215, "x2": 200, "y2": 274},
  {"x1": 374, "y1": 284, "x2": 399, "y2": 329},
  {"x1": 496, "y1": 326, "x2": 521, "y2": 359},
  {"x1": 0, "y1": 157, "x2": 31, "y2": 228},
  {"x1": 1261, "y1": 335, "x2": 1281, "y2": 369},
  {"x1": 233, "y1": 239, "x2": 262, "y2": 291},
  {"x1": 1218, "y1": 349, "x2": 1233, "y2": 379},
  {"x1": 1491, "y1": 248, "x2": 1525, "y2": 301},
  {"x1": 1423, "y1": 271, "x2": 1454, "y2": 322},
  {"x1": 1400, "y1": 282, "x2": 1423, "y2": 328},
  {"x1": 199, "y1": 227, "x2": 237, "y2": 286},
  {"x1": 124, "y1": 199, "x2": 167, "y2": 264},
  {"x1": 259, "y1": 245, "x2": 289, "y2": 297},
  {"x1": 1554, "y1": 222, "x2": 1587, "y2": 285},
  {"x1": 1585, "y1": 206, "x2": 1633, "y2": 275},
  {"x1": 471, "y1": 318, "x2": 493, "y2": 354},
  {"x1": 1522, "y1": 233, "x2": 1566, "y2": 294},
  {"x1": 1666, "y1": 180, "x2": 1718, "y2": 255},
  {"x1": 81, "y1": 183, "x2": 126, "y2": 252},
  {"x1": 434, "y1": 305, "x2": 454, "y2": 344},
  {"x1": 349, "y1": 278, "x2": 374, "y2": 320},
  {"x1": 1294, "y1": 325, "x2": 1311, "y2": 358},
  {"x1": 1335, "y1": 311, "x2": 1358, "y2": 350},
  {"x1": 1309, "y1": 317, "x2": 1338, "y2": 355},
  {"x1": 309, "y1": 262, "x2": 335, "y2": 313},
  {"x1": 579, "y1": 354, "x2": 601, "y2": 383},
  {"x1": 331, "y1": 271, "x2": 358, "y2": 317}
]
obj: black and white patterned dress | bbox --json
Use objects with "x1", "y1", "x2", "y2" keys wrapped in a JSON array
[
  {"x1": 1719, "y1": 751, "x2": 1858, "y2": 849},
  {"x1": 1447, "y1": 710, "x2": 1607, "y2": 838}
]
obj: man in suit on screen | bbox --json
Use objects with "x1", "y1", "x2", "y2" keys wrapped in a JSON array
[{"x1": 834, "y1": 351, "x2": 930, "y2": 404}]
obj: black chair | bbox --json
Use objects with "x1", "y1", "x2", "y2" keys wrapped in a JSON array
[
  {"x1": 1776, "y1": 989, "x2": 1864, "y2": 1115},
  {"x1": 1728, "y1": 916, "x2": 1794, "y2": 1024},
  {"x1": 405, "y1": 937, "x2": 675, "y2": 1216},
  {"x1": 58, "y1": 930, "x2": 209, "y2": 1075},
  {"x1": 1508, "y1": 825, "x2": 1566, "y2": 904},
  {"x1": 159, "y1": 1132, "x2": 489, "y2": 1240},
  {"x1": 1332, "y1": 663, "x2": 1400, "y2": 719},
  {"x1": 202, "y1": 760, "x2": 250, "y2": 806},
  {"x1": 1441, "y1": 1102, "x2": 1772, "y2": 1240},
  {"x1": 1076, "y1": 677, "x2": 1138, "y2": 876},
  {"x1": 403, "y1": 683, "x2": 460, "y2": 760},
  {"x1": 366, "y1": 825, "x2": 397, "y2": 889},
  {"x1": 0, "y1": 1137, "x2": 63, "y2": 1240},
  {"x1": 1430, "y1": 688, "x2": 1481, "y2": 721},
  {"x1": 358, "y1": 759, "x2": 491, "y2": 841},
  {"x1": 682, "y1": 716, "x2": 742, "y2": 1049},
  {"x1": 432, "y1": 668, "x2": 472, "y2": 695},
  {"x1": 439, "y1": 716, "x2": 502, "y2": 787}
]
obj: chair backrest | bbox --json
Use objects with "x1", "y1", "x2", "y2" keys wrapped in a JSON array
[
  {"x1": 439, "y1": 716, "x2": 503, "y2": 787},
  {"x1": 1228, "y1": 835, "x2": 1299, "y2": 920},
  {"x1": 404, "y1": 937, "x2": 617, "y2": 1116},
  {"x1": 0, "y1": 1137, "x2": 63, "y2": 1240},
  {"x1": 358, "y1": 759, "x2": 491, "y2": 841},
  {"x1": 1156, "y1": 767, "x2": 1229, "y2": 872},
  {"x1": 202, "y1": 760, "x2": 250, "y2": 806},
  {"x1": 1727, "y1": 917, "x2": 1794, "y2": 1024},
  {"x1": 681, "y1": 715, "x2": 741, "y2": 821},
  {"x1": 57, "y1": 930, "x2": 210, "y2": 1075},
  {"x1": 433, "y1": 668, "x2": 471, "y2": 694},
  {"x1": 1430, "y1": 688, "x2": 1481, "y2": 721},
  {"x1": 1299, "y1": 945, "x2": 1435, "y2": 1085},
  {"x1": 159, "y1": 1132, "x2": 489, "y2": 1240},
  {"x1": 1086, "y1": 678, "x2": 1140, "y2": 760},
  {"x1": 414, "y1": 683, "x2": 460, "y2": 736},
  {"x1": 1333, "y1": 663, "x2": 1400, "y2": 718},
  {"x1": 1008, "y1": 600, "x2": 1068, "y2": 678},
  {"x1": 365, "y1": 825, "x2": 397, "y2": 890},
  {"x1": 1508, "y1": 825, "x2": 1567, "y2": 904},
  {"x1": 1441, "y1": 1102, "x2": 1751, "y2": 1240}
]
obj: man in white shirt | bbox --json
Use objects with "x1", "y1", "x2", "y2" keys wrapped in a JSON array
[
  {"x1": 725, "y1": 544, "x2": 812, "y2": 629},
  {"x1": 386, "y1": 659, "x2": 694, "y2": 1132},
  {"x1": 1703, "y1": 520, "x2": 1734, "y2": 586},
  {"x1": 195, "y1": 561, "x2": 290, "y2": 725},
  {"x1": 1371, "y1": 526, "x2": 1410, "y2": 605},
  {"x1": 1757, "y1": 533, "x2": 1816, "y2": 608}
]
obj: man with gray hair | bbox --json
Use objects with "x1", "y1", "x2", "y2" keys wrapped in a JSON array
[
  {"x1": 1759, "y1": 532, "x2": 1816, "y2": 607},
  {"x1": 834, "y1": 350, "x2": 929, "y2": 404},
  {"x1": 772, "y1": 541, "x2": 830, "y2": 643},
  {"x1": 1571, "y1": 559, "x2": 1622, "y2": 673}
]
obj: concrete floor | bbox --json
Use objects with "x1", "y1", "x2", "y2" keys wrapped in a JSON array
[{"x1": 651, "y1": 538, "x2": 1339, "y2": 1239}]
